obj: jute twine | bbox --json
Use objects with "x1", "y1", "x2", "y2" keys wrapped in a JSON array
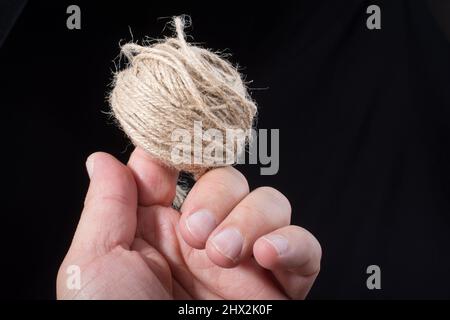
[{"x1": 110, "y1": 16, "x2": 257, "y2": 207}]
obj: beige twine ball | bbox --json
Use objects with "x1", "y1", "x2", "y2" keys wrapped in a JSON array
[{"x1": 110, "y1": 16, "x2": 257, "y2": 207}]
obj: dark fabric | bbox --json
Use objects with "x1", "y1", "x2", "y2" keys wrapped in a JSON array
[
  {"x1": 0, "y1": 0, "x2": 27, "y2": 47},
  {"x1": 1, "y1": 0, "x2": 449, "y2": 299}
]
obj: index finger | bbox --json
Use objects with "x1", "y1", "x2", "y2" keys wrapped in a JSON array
[{"x1": 178, "y1": 167, "x2": 250, "y2": 249}]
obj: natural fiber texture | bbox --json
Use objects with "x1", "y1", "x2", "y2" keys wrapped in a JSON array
[{"x1": 110, "y1": 16, "x2": 257, "y2": 207}]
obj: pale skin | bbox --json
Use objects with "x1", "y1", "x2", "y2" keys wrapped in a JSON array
[{"x1": 56, "y1": 148, "x2": 322, "y2": 299}]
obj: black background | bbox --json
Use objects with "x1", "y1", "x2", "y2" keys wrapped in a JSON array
[{"x1": 1, "y1": 0, "x2": 449, "y2": 299}]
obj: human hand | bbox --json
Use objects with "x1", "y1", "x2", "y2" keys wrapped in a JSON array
[{"x1": 56, "y1": 148, "x2": 321, "y2": 299}]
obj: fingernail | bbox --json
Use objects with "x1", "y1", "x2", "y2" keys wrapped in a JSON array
[
  {"x1": 86, "y1": 156, "x2": 94, "y2": 179},
  {"x1": 211, "y1": 228, "x2": 243, "y2": 262},
  {"x1": 186, "y1": 210, "x2": 216, "y2": 242},
  {"x1": 263, "y1": 234, "x2": 289, "y2": 256}
]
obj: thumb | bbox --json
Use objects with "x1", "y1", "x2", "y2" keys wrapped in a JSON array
[
  {"x1": 127, "y1": 147, "x2": 178, "y2": 207},
  {"x1": 69, "y1": 152, "x2": 138, "y2": 258}
]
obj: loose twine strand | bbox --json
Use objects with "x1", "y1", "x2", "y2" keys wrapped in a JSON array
[{"x1": 110, "y1": 16, "x2": 257, "y2": 208}]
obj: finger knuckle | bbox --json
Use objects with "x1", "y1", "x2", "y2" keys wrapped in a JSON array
[
  {"x1": 207, "y1": 167, "x2": 249, "y2": 199},
  {"x1": 255, "y1": 187, "x2": 291, "y2": 221}
]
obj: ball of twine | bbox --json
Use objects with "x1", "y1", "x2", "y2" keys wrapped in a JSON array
[{"x1": 110, "y1": 16, "x2": 257, "y2": 207}]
